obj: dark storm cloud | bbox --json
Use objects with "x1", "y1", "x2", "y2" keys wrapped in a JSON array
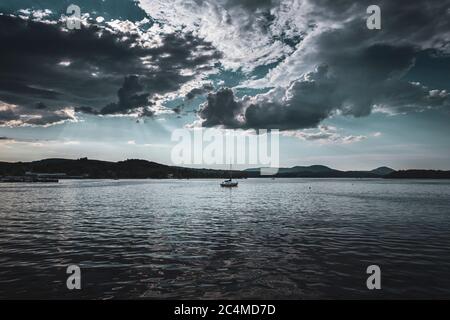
[
  {"x1": 0, "y1": 14, "x2": 221, "y2": 125},
  {"x1": 308, "y1": 0, "x2": 450, "y2": 50},
  {"x1": 198, "y1": 88, "x2": 244, "y2": 128},
  {"x1": 172, "y1": 106, "x2": 182, "y2": 114},
  {"x1": 0, "y1": 107, "x2": 18, "y2": 123},
  {"x1": 139, "y1": 107, "x2": 154, "y2": 118},
  {"x1": 100, "y1": 75, "x2": 149, "y2": 115},
  {"x1": 72, "y1": 106, "x2": 97, "y2": 115},
  {"x1": 0, "y1": 103, "x2": 75, "y2": 126},
  {"x1": 200, "y1": 68, "x2": 339, "y2": 130},
  {"x1": 200, "y1": 61, "x2": 450, "y2": 130},
  {"x1": 25, "y1": 111, "x2": 75, "y2": 126},
  {"x1": 186, "y1": 83, "x2": 214, "y2": 100},
  {"x1": 244, "y1": 66, "x2": 338, "y2": 130},
  {"x1": 197, "y1": 0, "x2": 450, "y2": 130},
  {"x1": 35, "y1": 102, "x2": 48, "y2": 110}
]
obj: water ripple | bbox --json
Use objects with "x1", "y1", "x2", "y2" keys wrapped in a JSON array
[{"x1": 0, "y1": 179, "x2": 450, "y2": 299}]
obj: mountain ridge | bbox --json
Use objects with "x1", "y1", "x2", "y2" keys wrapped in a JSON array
[
  {"x1": 245, "y1": 165, "x2": 394, "y2": 177},
  {"x1": 0, "y1": 158, "x2": 392, "y2": 179},
  {"x1": 1, "y1": 158, "x2": 448, "y2": 179}
]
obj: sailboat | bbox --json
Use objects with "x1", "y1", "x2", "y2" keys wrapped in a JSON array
[{"x1": 220, "y1": 164, "x2": 238, "y2": 187}]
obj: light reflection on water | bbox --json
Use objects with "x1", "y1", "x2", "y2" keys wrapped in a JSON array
[{"x1": 0, "y1": 178, "x2": 450, "y2": 299}]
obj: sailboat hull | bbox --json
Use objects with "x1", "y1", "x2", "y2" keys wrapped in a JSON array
[
  {"x1": 221, "y1": 164, "x2": 238, "y2": 187},
  {"x1": 220, "y1": 182, "x2": 238, "y2": 187}
]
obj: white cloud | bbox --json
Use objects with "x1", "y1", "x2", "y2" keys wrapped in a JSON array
[
  {"x1": 0, "y1": 102, "x2": 77, "y2": 127},
  {"x1": 63, "y1": 141, "x2": 80, "y2": 145},
  {"x1": 138, "y1": 0, "x2": 309, "y2": 71},
  {"x1": 283, "y1": 125, "x2": 367, "y2": 144}
]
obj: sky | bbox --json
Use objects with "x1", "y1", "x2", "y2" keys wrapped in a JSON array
[{"x1": 0, "y1": 0, "x2": 449, "y2": 170}]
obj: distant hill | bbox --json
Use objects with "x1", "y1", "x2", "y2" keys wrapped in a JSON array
[
  {"x1": 1, "y1": 158, "x2": 447, "y2": 180},
  {"x1": 245, "y1": 165, "x2": 394, "y2": 178},
  {"x1": 0, "y1": 158, "x2": 247, "y2": 180},
  {"x1": 385, "y1": 170, "x2": 450, "y2": 179},
  {"x1": 283, "y1": 165, "x2": 337, "y2": 174},
  {"x1": 371, "y1": 166, "x2": 396, "y2": 176},
  {"x1": 245, "y1": 165, "x2": 336, "y2": 174}
]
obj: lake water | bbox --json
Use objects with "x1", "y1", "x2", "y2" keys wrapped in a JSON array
[{"x1": 1, "y1": 178, "x2": 450, "y2": 299}]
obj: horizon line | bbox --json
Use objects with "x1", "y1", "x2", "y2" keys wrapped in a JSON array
[{"x1": 3, "y1": 156, "x2": 450, "y2": 172}]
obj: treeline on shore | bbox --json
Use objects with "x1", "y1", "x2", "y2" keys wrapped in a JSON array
[{"x1": 0, "y1": 158, "x2": 449, "y2": 179}]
